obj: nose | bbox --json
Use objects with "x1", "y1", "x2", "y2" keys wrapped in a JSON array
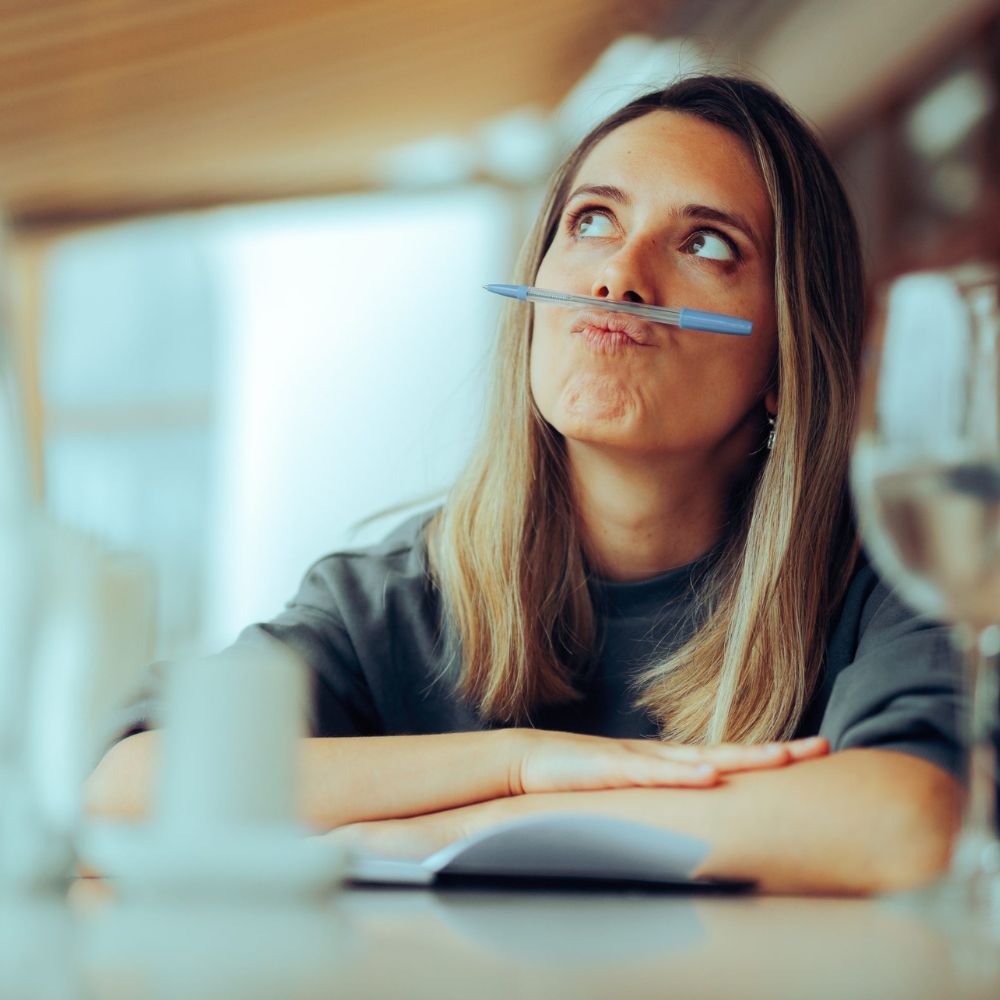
[{"x1": 591, "y1": 238, "x2": 659, "y2": 306}]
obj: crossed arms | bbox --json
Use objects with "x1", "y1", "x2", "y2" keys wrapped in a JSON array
[{"x1": 85, "y1": 727, "x2": 960, "y2": 895}]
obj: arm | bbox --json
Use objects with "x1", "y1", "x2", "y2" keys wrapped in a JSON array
[
  {"x1": 331, "y1": 748, "x2": 962, "y2": 895},
  {"x1": 84, "y1": 729, "x2": 521, "y2": 827},
  {"x1": 83, "y1": 728, "x2": 827, "y2": 829}
]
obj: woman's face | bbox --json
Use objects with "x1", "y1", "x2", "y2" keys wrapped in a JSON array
[{"x1": 530, "y1": 110, "x2": 778, "y2": 462}]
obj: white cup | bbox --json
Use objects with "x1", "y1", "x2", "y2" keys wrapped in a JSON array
[{"x1": 156, "y1": 640, "x2": 307, "y2": 834}]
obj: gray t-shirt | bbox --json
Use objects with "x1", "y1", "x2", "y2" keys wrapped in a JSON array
[{"x1": 123, "y1": 511, "x2": 965, "y2": 780}]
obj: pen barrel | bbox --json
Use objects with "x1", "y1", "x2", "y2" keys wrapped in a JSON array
[{"x1": 678, "y1": 308, "x2": 753, "y2": 336}]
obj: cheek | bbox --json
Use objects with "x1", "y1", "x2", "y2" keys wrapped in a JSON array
[
  {"x1": 530, "y1": 256, "x2": 562, "y2": 401},
  {"x1": 528, "y1": 321, "x2": 557, "y2": 411},
  {"x1": 529, "y1": 314, "x2": 587, "y2": 429},
  {"x1": 535, "y1": 242, "x2": 580, "y2": 292},
  {"x1": 529, "y1": 254, "x2": 565, "y2": 399}
]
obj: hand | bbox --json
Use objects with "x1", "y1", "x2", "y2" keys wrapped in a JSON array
[
  {"x1": 330, "y1": 795, "x2": 534, "y2": 861},
  {"x1": 327, "y1": 736, "x2": 830, "y2": 861},
  {"x1": 329, "y1": 812, "x2": 460, "y2": 861},
  {"x1": 509, "y1": 730, "x2": 829, "y2": 795}
]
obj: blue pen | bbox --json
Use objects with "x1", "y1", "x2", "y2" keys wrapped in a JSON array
[{"x1": 484, "y1": 284, "x2": 752, "y2": 336}]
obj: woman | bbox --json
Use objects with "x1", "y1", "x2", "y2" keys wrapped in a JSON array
[{"x1": 88, "y1": 75, "x2": 962, "y2": 894}]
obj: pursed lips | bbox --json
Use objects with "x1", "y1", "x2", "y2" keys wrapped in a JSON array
[{"x1": 571, "y1": 309, "x2": 656, "y2": 347}]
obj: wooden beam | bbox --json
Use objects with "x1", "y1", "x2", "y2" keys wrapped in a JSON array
[{"x1": 5, "y1": 231, "x2": 49, "y2": 501}]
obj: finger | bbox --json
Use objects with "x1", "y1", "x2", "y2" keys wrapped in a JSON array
[
  {"x1": 605, "y1": 757, "x2": 720, "y2": 789},
  {"x1": 626, "y1": 737, "x2": 829, "y2": 770},
  {"x1": 683, "y1": 737, "x2": 829, "y2": 770},
  {"x1": 330, "y1": 819, "x2": 446, "y2": 860},
  {"x1": 685, "y1": 744, "x2": 793, "y2": 772},
  {"x1": 639, "y1": 741, "x2": 792, "y2": 771},
  {"x1": 785, "y1": 736, "x2": 829, "y2": 760},
  {"x1": 521, "y1": 742, "x2": 725, "y2": 793},
  {"x1": 529, "y1": 755, "x2": 721, "y2": 792}
]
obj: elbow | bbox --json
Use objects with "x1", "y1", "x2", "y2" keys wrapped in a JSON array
[
  {"x1": 83, "y1": 730, "x2": 158, "y2": 822},
  {"x1": 859, "y1": 762, "x2": 961, "y2": 896}
]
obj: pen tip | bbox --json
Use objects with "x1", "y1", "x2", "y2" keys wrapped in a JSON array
[{"x1": 483, "y1": 283, "x2": 526, "y2": 300}]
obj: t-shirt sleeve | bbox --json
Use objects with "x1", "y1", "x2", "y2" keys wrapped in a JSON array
[
  {"x1": 110, "y1": 556, "x2": 384, "y2": 742},
  {"x1": 240, "y1": 559, "x2": 382, "y2": 736},
  {"x1": 818, "y1": 580, "x2": 964, "y2": 781}
]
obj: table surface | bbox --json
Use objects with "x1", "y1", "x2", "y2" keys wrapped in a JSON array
[{"x1": 2, "y1": 879, "x2": 999, "y2": 1000}]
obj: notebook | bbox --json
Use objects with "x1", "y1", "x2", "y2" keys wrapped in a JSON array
[{"x1": 346, "y1": 811, "x2": 751, "y2": 889}]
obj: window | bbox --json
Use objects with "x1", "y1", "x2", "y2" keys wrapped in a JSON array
[{"x1": 39, "y1": 186, "x2": 517, "y2": 654}]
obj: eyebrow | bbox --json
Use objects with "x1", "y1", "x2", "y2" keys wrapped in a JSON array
[
  {"x1": 564, "y1": 184, "x2": 762, "y2": 253},
  {"x1": 565, "y1": 183, "x2": 631, "y2": 206}
]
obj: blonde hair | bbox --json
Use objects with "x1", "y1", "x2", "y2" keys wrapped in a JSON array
[{"x1": 428, "y1": 76, "x2": 863, "y2": 742}]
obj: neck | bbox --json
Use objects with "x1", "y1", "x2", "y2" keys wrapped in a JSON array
[{"x1": 568, "y1": 442, "x2": 744, "y2": 582}]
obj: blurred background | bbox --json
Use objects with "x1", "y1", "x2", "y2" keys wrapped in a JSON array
[{"x1": 1, "y1": 0, "x2": 998, "y2": 660}]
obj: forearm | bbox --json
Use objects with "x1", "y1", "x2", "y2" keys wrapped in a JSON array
[
  {"x1": 84, "y1": 729, "x2": 522, "y2": 828},
  {"x1": 398, "y1": 749, "x2": 962, "y2": 895},
  {"x1": 297, "y1": 730, "x2": 523, "y2": 827},
  {"x1": 640, "y1": 748, "x2": 959, "y2": 893}
]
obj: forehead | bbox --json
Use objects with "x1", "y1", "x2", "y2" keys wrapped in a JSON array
[{"x1": 572, "y1": 110, "x2": 773, "y2": 243}]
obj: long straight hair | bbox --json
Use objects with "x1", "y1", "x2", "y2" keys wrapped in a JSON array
[{"x1": 428, "y1": 76, "x2": 864, "y2": 742}]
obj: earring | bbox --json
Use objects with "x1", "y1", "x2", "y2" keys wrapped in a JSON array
[{"x1": 766, "y1": 413, "x2": 777, "y2": 451}]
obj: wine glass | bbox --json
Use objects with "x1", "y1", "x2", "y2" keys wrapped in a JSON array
[{"x1": 851, "y1": 263, "x2": 1000, "y2": 919}]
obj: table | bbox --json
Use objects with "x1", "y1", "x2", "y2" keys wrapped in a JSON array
[{"x1": 2, "y1": 880, "x2": 998, "y2": 999}]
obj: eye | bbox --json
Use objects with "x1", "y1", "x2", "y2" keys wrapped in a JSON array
[
  {"x1": 569, "y1": 209, "x2": 616, "y2": 239},
  {"x1": 685, "y1": 230, "x2": 737, "y2": 261}
]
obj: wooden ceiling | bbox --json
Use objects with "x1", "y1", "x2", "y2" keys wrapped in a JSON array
[
  {"x1": 0, "y1": 0, "x2": 674, "y2": 228},
  {"x1": 5, "y1": 0, "x2": 988, "y2": 231}
]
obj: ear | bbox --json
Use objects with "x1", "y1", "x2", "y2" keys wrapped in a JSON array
[{"x1": 764, "y1": 387, "x2": 779, "y2": 416}]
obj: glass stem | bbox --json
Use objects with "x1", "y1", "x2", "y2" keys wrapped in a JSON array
[{"x1": 953, "y1": 625, "x2": 1000, "y2": 873}]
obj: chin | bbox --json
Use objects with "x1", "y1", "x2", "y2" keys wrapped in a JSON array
[
  {"x1": 554, "y1": 413, "x2": 643, "y2": 448},
  {"x1": 533, "y1": 375, "x2": 653, "y2": 447},
  {"x1": 557, "y1": 378, "x2": 637, "y2": 422}
]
